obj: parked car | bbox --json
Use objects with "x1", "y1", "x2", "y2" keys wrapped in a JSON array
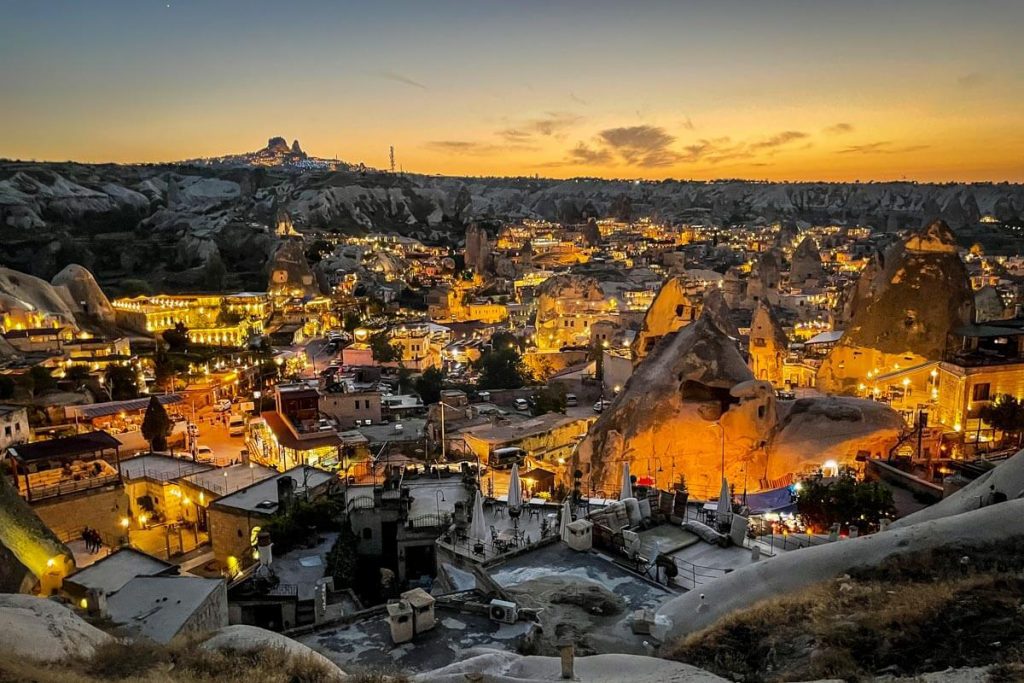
[
  {"x1": 214, "y1": 399, "x2": 232, "y2": 412},
  {"x1": 228, "y1": 414, "x2": 246, "y2": 436},
  {"x1": 196, "y1": 445, "x2": 214, "y2": 462},
  {"x1": 513, "y1": 398, "x2": 529, "y2": 411},
  {"x1": 776, "y1": 389, "x2": 797, "y2": 401},
  {"x1": 565, "y1": 393, "x2": 578, "y2": 407},
  {"x1": 593, "y1": 399, "x2": 612, "y2": 413}
]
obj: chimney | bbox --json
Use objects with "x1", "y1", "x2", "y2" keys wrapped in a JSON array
[
  {"x1": 277, "y1": 476, "x2": 295, "y2": 512},
  {"x1": 257, "y1": 530, "x2": 273, "y2": 567}
]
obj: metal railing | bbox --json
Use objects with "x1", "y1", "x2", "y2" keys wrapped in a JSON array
[{"x1": 23, "y1": 473, "x2": 122, "y2": 502}]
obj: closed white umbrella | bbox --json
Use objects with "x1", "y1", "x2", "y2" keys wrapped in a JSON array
[
  {"x1": 620, "y1": 461, "x2": 633, "y2": 500},
  {"x1": 559, "y1": 496, "x2": 573, "y2": 542},
  {"x1": 507, "y1": 464, "x2": 523, "y2": 510},
  {"x1": 469, "y1": 488, "x2": 488, "y2": 543},
  {"x1": 717, "y1": 477, "x2": 731, "y2": 525}
]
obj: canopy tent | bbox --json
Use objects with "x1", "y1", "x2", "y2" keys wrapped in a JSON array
[{"x1": 507, "y1": 464, "x2": 523, "y2": 509}]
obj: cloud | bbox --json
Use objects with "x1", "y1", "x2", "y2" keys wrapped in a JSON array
[
  {"x1": 567, "y1": 143, "x2": 612, "y2": 165},
  {"x1": 957, "y1": 72, "x2": 987, "y2": 89},
  {"x1": 749, "y1": 130, "x2": 809, "y2": 151},
  {"x1": 838, "y1": 141, "x2": 931, "y2": 155},
  {"x1": 424, "y1": 140, "x2": 503, "y2": 155},
  {"x1": 598, "y1": 125, "x2": 680, "y2": 166},
  {"x1": 823, "y1": 122, "x2": 854, "y2": 135},
  {"x1": 373, "y1": 70, "x2": 427, "y2": 90},
  {"x1": 682, "y1": 117, "x2": 695, "y2": 131},
  {"x1": 569, "y1": 92, "x2": 589, "y2": 106},
  {"x1": 498, "y1": 112, "x2": 582, "y2": 142}
]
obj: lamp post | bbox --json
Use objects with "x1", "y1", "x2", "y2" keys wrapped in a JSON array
[{"x1": 435, "y1": 489, "x2": 445, "y2": 521}]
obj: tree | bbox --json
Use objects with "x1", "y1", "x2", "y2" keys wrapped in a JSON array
[
  {"x1": 796, "y1": 470, "x2": 895, "y2": 534},
  {"x1": 531, "y1": 385, "x2": 566, "y2": 416},
  {"x1": 415, "y1": 367, "x2": 445, "y2": 404},
  {"x1": 342, "y1": 311, "x2": 362, "y2": 332},
  {"x1": 141, "y1": 395, "x2": 172, "y2": 452},
  {"x1": 216, "y1": 302, "x2": 243, "y2": 326},
  {"x1": 104, "y1": 365, "x2": 140, "y2": 401},
  {"x1": 979, "y1": 394, "x2": 1024, "y2": 446},
  {"x1": 66, "y1": 365, "x2": 92, "y2": 383},
  {"x1": 162, "y1": 322, "x2": 190, "y2": 352},
  {"x1": 153, "y1": 342, "x2": 176, "y2": 392},
  {"x1": 28, "y1": 366, "x2": 56, "y2": 396},
  {"x1": 476, "y1": 345, "x2": 529, "y2": 390},
  {"x1": 369, "y1": 331, "x2": 401, "y2": 364}
]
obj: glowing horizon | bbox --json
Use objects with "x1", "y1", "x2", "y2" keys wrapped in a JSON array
[{"x1": 2, "y1": 1, "x2": 1023, "y2": 183}]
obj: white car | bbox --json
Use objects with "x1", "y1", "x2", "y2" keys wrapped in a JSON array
[
  {"x1": 593, "y1": 399, "x2": 612, "y2": 413},
  {"x1": 214, "y1": 399, "x2": 232, "y2": 412},
  {"x1": 195, "y1": 445, "x2": 214, "y2": 461}
]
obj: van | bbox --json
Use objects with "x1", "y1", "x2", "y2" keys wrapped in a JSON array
[
  {"x1": 513, "y1": 398, "x2": 529, "y2": 411},
  {"x1": 228, "y1": 414, "x2": 246, "y2": 436},
  {"x1": 565, "y1": 393, "x2": 578, "y2": 407},
  {"x1": 490, "y1": 447, "x2": 526, "y2": 469}
]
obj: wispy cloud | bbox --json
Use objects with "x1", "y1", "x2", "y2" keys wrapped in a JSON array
[
  {"x1": 823, "y1": 122, "x2": 854, "y2": 135},
  {"x1": 373, "y1": 70, "x2": 427, "y2": 90},
  {"x1": 682, "y1": 116, "x2": 695, "y2": 131},
  {"x1": 957, "y1": 72, "x2": 987, "y2": 89},
  {"x1": 424, "y1": 140, "x2": 502, "y2": 155},
  {"x1": 839, "y1": 141, "x2": 930, "y2": 155},
  {"x1": 567, "y1": 143, "x2": 612, "y2": 165},
  {"x1": 749, "y1": 130, "x2": 809, "y2": 151},
  {"x1": 498, "y1": 112, "x2": 582, "y2": 142},
  {"x1": 569, "y1": 92, "x2": 589, "y2": 106}
]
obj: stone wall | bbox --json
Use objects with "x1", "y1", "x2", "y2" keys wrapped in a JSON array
[{"x1": 33, "y1": 486, "x2": 130, "y2": 544}]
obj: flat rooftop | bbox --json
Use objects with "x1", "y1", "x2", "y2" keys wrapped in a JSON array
[
  {"x1": 118, "y1": 454, "x2": 212, "y2": 482},
  {"x1": 181, "y1": 462, "x2": 278, "y2": 497},
  {"x1": 212, "y1": 465, "x2": 336, "y2": 514},
  {"x1": 106, "y1": 575, "x2": 224, "y2": 643},
  {"x1": 66, "y1": 548, "x2": 174, "y2": 596}
]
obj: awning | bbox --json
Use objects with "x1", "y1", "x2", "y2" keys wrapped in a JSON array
[
  {"x1": 9, "y1": 431, "x2": 122, "y2": 462},
  {"x1": 67, "y1": 394, "x2": 182, "y2": 420}
]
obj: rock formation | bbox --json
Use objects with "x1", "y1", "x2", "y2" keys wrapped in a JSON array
[
  {"x1": 745, "y1": 249, "x2": 781, "y2": 307},
  {"x1": 534, "y1": 274, "x2": 608, "y2": 350},
  {"x1": 0, "y1": 594, "x2": 112, "y2": 662},
  {"x1": 0, "y1": 473, "x2": 75, "y2": 593},
  {"x1": 51, "y1": 264, "x2": 115, "y2": 325},
  {"x1": 789, "y1": 236, "x2": 823, "y2": 286},
  {"x1": 748, "y1": 302, "x2": 788, "y2": 386},
  {"x1": 267, "y1": 240, "x2": 321, "y2": 301},
  {"x1": 582, "y1": 217, "x2": 602, "y2": 246},
  {"x1": 464, "y1": 222, "x2": 492, "y2": 275},
  {"x1": 817, "y1": 221, "x2": 974, "y2": 393},
  {"x1": 974, "y1": 285, "x2": 1007, "y2": 323},
  {"x1": 0, "y1": 266, "x2": 79, "y2": 330},
  {"x1": 203, "y1": 624, "x2": 344, "y2": 677},
  {"x1": 631, "y1": 277, "x2": 699, "y2": 361}
]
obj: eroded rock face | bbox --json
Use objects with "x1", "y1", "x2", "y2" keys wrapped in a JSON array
[
  {"x1": 631, "y1": 277, "x2": 699, "y2": 361},
  {"x1": 576, "y1": 313, "x2": 773, "y2": 498},
  {"x1": 817, "y1": 221, "x2": 974, "y2": 393},
  {"x1": 51, "y1": 264, "x2": 115, "y2": 325},
  {"x1": 203, "y1": 625, "x2": 344, "y2": 678},
  {"x1": 267, "y1": 240, "x2": 321, "y2": 300},
  {"x1": 974, "y1": 285, "x2": 1007, "y2": 323},
  {"x1": 0, "y1": 594, "x2": 111, "y2": 662},
  {"x1": 534, "y1": 274, "x2": 608, "y2": 350},
  {"x1": 789, "y1": 236, "x2": 823, "y2": 286},
  {"x1": 748, "y1": 302, "x2": 788, "y2": 386},
  {"x1": 746, "y1": 249, "x2": 781, "y2": 307},
  {"x1": 464, "y1": 222, "x2": 492, "y2": 275},
  {"x1": 0, "y1": 266, "x2": 79, "y2": 329}
]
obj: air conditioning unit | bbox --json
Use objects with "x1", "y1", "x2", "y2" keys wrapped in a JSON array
[{"x1": 489, "y1": 599, "x2": 518, "y2": 624}]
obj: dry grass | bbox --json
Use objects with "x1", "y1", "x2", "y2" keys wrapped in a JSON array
[
  {"x1": 668, "y1": 541, "x2": 1024, "y2": 682},
  {"x1": 0, "y1": 637, "x2": 347, "y2": 683}
]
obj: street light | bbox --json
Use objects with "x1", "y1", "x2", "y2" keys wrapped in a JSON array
[{"x1": 435, "y1": 489, "x2": 446, "y2": 520}]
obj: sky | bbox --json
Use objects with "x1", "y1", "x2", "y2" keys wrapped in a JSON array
[{"x1": 2, "y1": 0, "x2": 1023, "y2": 182}]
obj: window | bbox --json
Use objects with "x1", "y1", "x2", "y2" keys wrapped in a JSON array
[
  {"x1": 3, "y1": 426, "x2": 9, "y2": 437},
  {"x1": 972, "y1": 383, "x2": 991, "y2": 402},
  {"x1": 753, "y1": 338, "x2": 766, "y2": 348}
]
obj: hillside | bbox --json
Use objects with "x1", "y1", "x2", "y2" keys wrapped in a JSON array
[{"x1": 3, "y1": 156, "x2": 1024, "y2": 294}]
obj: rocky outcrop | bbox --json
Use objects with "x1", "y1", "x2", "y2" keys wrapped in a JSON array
[
  {"x1": 631, "y1": 277, "x2": 698, "y2": 361},
  {"x1": 465, "y1": 222, "x2": 492, "y2": 275},
  {"x1": 51, "y1": 264, "x2": 116, "y2": 325},
  {"x1": 203, "y1": 624, "x2": 344, "y2": 678},
  {"x1": 0, "y1": 266, "x2": 79, "y2": 329},
  {"x1": 268, "y1": 240, "x2": 321, "y2": 300},
  {"x1": 745, "y1": 249, "x2": 781, "y2": 307},
  {"x1": 748, "y1": 302, "x2": 787, "y2": 385},
  {"x1": 0, "y1": 594, "x2": 112, "y2": 662},
  {"x1": 789, "y1": 236, "x2": 823, "y2": 286},
  {"x1": 0, "y1": 473, "x2": 74, "y2": 592},
  {"x1": 817, "y1": 221, "x2": 974, "y2": 393},
  {"x1": 534, "y1": 274, "x2": 607, "y2": 350},
  {"x1": 974, "y1": 285, "x2": 1007, "y2": 323}
]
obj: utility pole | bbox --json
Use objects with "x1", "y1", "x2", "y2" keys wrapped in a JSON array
[{"x1": 389, "y1": 146, "x2": 396, "y2": 173}]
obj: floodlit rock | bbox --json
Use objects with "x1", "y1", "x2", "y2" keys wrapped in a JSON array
[
  {"x1": 631, "y1": 277, "x2": 699, "y2": 361},
  {"x1": 534, "y1": 273, "x2": 608, "y2": 350},
  {"x1": 268, "y1": 240, "x2": 321, "y2": 300},
  {"x1": 817, "y1": 221, "x2": 973, "y2": 393},
  {"x1": 655, "y1": 498, "x2": 1024, "y2": 645},
  {"x1": 746, "y1": 248, "x2": 781, "y2": 307},
  {"x1": 465, "y1": 222, "x2": 492, "y2": 275},
  {"x1": 748, "y1": 302, "x2": 788, "y2": 386},
  {"x1": 0, "y1": 594, "x2": 112, "y2": 662},
  {"x1": 789, "y1": 236, "x2": 823, "y2": 286},
  {"x1": 202, "y1": 624, "x2": 345, "y2": 678},
  {"x1": 415, "y1": 648, "x2": 728, "y2": 682},
  {"x1": 51, "y1": 264, "x2": 116, "y2": 324},
  {"x1": 0, "y1": 266, "x2": 79, "y2": 329}
]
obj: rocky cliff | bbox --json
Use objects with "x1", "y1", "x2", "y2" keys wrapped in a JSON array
[{"x1": 817, "y1": 221, "x2": 974, "y2": 393}]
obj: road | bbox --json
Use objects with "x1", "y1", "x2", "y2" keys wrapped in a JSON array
[{"x1": 188, "y1": 405, "x2": 250, "y2": 465}]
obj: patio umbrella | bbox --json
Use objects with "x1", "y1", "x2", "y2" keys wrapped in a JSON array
[
  {"x1": 507, "y1": 464, "x2": 523, "y2": 510},
  {"x1": 717, "y1": 477, "x2": 732, "y2": 525},
  {"x1": 559, "y1": 496, "x2": 573, "y2": 542},
  {"x1": 620, "y1": 461, "x2": 632, "y2": 500},
  {"x1": 469, "y1": 488, "x2": 488, "y2": 543}
]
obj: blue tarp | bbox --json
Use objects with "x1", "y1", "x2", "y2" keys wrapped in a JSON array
[{"x1": 745, "y1": 486, "x2": 797, "y2": 514}]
